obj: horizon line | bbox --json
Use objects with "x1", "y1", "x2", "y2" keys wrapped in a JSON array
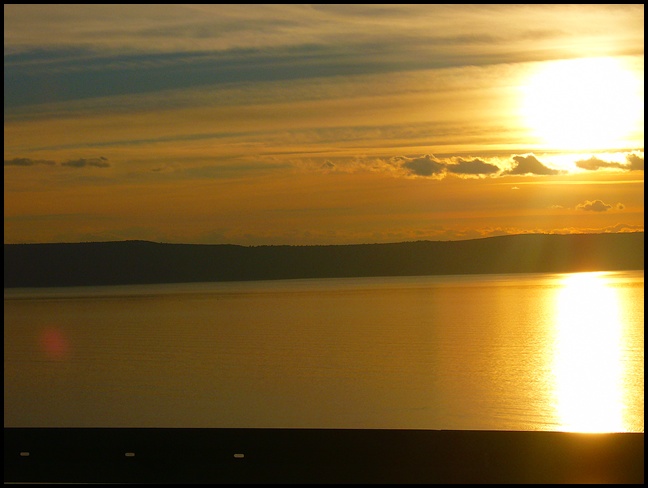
[{"x1": 4, "y1": 230, "x2": 644, "y2": 248}]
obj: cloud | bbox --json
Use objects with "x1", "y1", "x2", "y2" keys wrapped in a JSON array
[
  {"x1": 4, "y1": 157, "x2": 55, "y2": 166},
  {"x1": 386, "y1": 154, "x2": 505, "y2": 178},
  {"x1": 626, "y1": 153, "x2": 644, "y2": 171},
  {"x1": 446, "y1": 157, "x2": 499, "y2": 176},
  {"x1": 322, "y1": 153, "x2": 583, "y2": 179},
  {"x1": 61, "y1": 157, "x2": 110, "y2": 168},
  {"x1": 400, "y1": 155, "x2": 445, "y2": 177},
  {"x1": 606, "y1": 222, "x2": 643, "y2": 233},
  {"x1": 575, "y1": 156, "x2": 625, "y2": 171},
  {"x1": 6, "y1": 4, "x2": 641, "y2": 59},
  {"x1": 6, "y1": 156, "x2": 111, "y2": 168},
  {"x1": 6, "y1": 5, "x2": 642, "y2": 111},
  {"x1": 576, "y1": 200, "x2": 613, "y2": 212},
  {"x1": 575, "y1": 153, "x2": 644, "y2": 172},
  {"x1": 537, "y1": 223, "x2": 644, "y2": 235},
  {"x1": 504, "y1": 155, "x2": 561, "y2": 175}
]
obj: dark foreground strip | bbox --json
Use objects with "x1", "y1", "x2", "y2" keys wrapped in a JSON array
[{"x1": 4, "y1": 428, "x2": 644, "y2": 484}]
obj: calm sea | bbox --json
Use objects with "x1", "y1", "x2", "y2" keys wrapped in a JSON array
[{"x1": 4, "y1": 271, "x2": 644, "y2": 433}]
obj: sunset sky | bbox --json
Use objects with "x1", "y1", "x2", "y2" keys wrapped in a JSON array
[{"x1": 4, "y1": 4, "x2": 644, "y2": 245}]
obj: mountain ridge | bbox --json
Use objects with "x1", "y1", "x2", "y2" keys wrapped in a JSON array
[{"x1": 4, "y1": 232, "x2": 644, "y2": 288}]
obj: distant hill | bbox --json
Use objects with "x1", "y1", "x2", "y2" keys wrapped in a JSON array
[{"x1": 3, "y1": 232, "x2": 644, "y2": 288}]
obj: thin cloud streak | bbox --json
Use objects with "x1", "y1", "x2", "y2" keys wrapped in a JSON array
[
  {"x1": 4, "y1": 4, "x2": 643, "y2": 108},
  {"x1": 5, "y1": 5, "x2": 642, "y2": 56}
]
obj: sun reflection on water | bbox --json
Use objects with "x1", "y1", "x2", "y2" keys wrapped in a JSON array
[{"x1": 552, "y1": 272, "x2": 625, "y2": 433}]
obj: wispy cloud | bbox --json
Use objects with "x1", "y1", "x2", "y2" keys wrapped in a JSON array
[
  {"x1": 5, "y1": 4, "x2": 643, "y2": 109},
  {"x1": 4, "y1": 157, "x2": 55, "y2": 166},
  {"x1": 6, "y1": 5, "x2": 642, "y2": 56},
  {"x1": 61, "y1": 157, "x2": 110, "y2": 168},
  {"x1": 5, "y1": 156, "x2": 110, "y2": 168}
]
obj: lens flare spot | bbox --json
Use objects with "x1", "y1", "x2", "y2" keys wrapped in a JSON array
[{"x1": 39, "y1": 327, "x2": 70, "y2": 360}]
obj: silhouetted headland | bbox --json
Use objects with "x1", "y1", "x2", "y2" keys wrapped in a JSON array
[{"x1": 4, "y1": 232, "x2": 644, "y2": 288}]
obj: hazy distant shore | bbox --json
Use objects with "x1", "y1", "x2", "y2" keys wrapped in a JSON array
[{"x1": 4, "y1": 232, "x2": 644, "y2": 288}]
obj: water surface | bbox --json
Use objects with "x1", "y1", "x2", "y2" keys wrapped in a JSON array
[{"x1": 4, "y1": 271, "x2": 644, "y2": 432}]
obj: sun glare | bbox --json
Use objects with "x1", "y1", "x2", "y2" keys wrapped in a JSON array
[
  {"x1": 552, "y1": 272, "x2": 625, "y2": 433},
  {"x1": 521, "y1": 57, "x2": 643, "y2": 152}
]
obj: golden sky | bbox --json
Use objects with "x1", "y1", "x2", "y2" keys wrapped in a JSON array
[{"x1": 4, "y1": 4, "x2": 644, "y2": 245}]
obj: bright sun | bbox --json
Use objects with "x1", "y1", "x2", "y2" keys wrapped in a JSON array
[{"x1": 521, "y1": 57, "x2": 643, "y2": 151}]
